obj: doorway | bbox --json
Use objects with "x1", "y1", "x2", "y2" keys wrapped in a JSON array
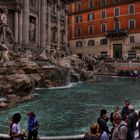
[{"x1": 113, "y1": 44, "x2": 122, "y2": 59}]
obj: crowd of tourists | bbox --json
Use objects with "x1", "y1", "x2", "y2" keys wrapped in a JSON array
[
  {"x1": 9, "y1": 112, "x2": 39, "y2": 140},
  {"x1": 9, "y1": 100, "x2": 140, "y2": 140},
  {"x1": 84, "y1": 100, "x2": 140, "y2": 140}
]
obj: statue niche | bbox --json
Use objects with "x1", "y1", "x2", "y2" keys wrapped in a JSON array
[{"x1": 29, "y1": 17, "x2": 36, "y2": 43}]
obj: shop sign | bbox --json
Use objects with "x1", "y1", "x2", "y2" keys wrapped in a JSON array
[{"x1": 131, "y1": 46, "x2": 140, "y2": 50}]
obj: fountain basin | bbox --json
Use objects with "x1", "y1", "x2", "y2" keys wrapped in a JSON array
[{"x1": 0, "y1": 77, "x2": 140, "y2": 136}]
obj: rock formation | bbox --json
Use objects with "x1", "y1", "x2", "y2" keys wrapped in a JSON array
[{"x1": 0, "y1": 9, "x2": 117, "y2": 109}]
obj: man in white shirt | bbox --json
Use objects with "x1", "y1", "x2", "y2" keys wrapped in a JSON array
[{"x1": 111, "y1": 112, "x2": 128, "y2": 140}]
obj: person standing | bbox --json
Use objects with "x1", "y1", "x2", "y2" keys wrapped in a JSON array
[
  {"x1": 27, "y1": 112, "x2": 39, "y2": 140},
  {"x1": 110, "y1": 106, "x2": 120, "y2": 126},
  {"x1": 111, "y1": 113, "x2": 128, "y2": 140},
  {"x1": 97, "y1": 109, "x2": 110, "y2": 140},
  {"x1": 127, "y1": 105, "x2": 138, "y2": 140},
  {"x1": 121, "y1": 100, "x2": 130, "y2": 119},
  {"x1": 10, "y1": 113, "x2": 25, "y2": 140},
  {"x1": 138, "y1": 110, "x2": 140, "y2": 138}
]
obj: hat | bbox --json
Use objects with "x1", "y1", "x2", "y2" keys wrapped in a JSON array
[
  {"x1": 128, "y1": 105, "x2": 134, "y2": 110},
  {"x1": 28, "y1": 112, "x2": 36, "y2": 117}
]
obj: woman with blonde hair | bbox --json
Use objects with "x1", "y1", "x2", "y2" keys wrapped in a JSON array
[{"x1": 84, "y1": 123, "x2": 100, "y2": 140}]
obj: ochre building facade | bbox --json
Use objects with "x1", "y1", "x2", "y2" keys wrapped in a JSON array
[
  {"x1": 68, "y1": 0, "x2": 140, "y2": 60},
  {"x1": 0, "y1": 0, "x2": 68, "y2": 52}
]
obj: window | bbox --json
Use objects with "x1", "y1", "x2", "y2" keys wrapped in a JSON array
[
  {"x1": 130, "y1": 36, "x2": 135, "y2": 43},
  {"x1": 77, "y1": 2, "x2": 82, "y2": 12},
  {"x1": 30, "y1": 0, "x2": 36, "y2": 6},
  {"x1": 101, "y1": 23, "x2": 107, "y2": 32},
  {"x1": 60, "y1": 30, "x2": 65, "y2": 44},
  {"x1": 101, "y1": 0, "x2": 106, "y2": 7},
  {"x1": 101, "y1": 10, "x2": 106, "y2": 19},
  {"x1": 88, "y1": 40, "x2": 95, "y2": 46},
  {"x1": 89, "y1": 0, "x2": 94, "y2": 9},
  {"x1": 51, "y1": 30, "x2": 57, "y2": 42},
  {"x1": 129, "y1": 4, "x2": 135, "y2": 14},
  {"x1": 76, "y1": 41, "x2": 82, "y2": 47},
  {"x1": 114, "y1": 7, "x2": 120, "y2": 16},
  {"x1": 88, "y1": 25, "x2": 94, "y2": 34},
  {"x1": 101, "y1": 51, "x2": 108, "y2": 59},
  {"x1": 100, "y1": 39, "x2": 107, "y2": 45},
  {"x1": 88, "y1": 13, "x2": 94, "y2": 21},
  {"x1": 128, "y1": 19, "x2": 136, "y2": 29},
  {"x1": 128, "y1": 50, "x2": 136, "y2": 59},
  {"x1": 52, "y1": 4, "x2": 56, "y2": 14},
  {"x1": 76, "y1": 27, "x2": 82, "y2": 36},
  {"x1": 114, "y1": 0, "x2": 119, "y2": 3},
  {"x1": 76, "y1": 16, "x2": 82, "y2": 23}
]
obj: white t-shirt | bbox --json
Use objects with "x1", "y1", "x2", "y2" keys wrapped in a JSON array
[{"x1": 12, "y1": 123, "x2": 21, "y2": 140}]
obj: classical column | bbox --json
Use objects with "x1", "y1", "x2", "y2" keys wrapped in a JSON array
[
  {"x1": 57, "y1": 0, "x2": 61, "y2": 49},
  {"x1": 23, "y1": 0, "x2": 29, "y2": 46},
  {"x1": 57, "y1": 5, "x2": 60, "y2": 49},
  {"x1": 72, "y1": 3, "x2": 75, "y2": 38},
  {"x1": 19, "y1": 11, "x2": 23, "y2": 45},
  {"x1": 65, "y1": 5, "x2": 68, "y2": 47},
  {"x1": 47, "y1": 1, "x2": 51, "y2": 49},
  {"x1": 72, "y1": 15, "x2": 75, "y2": 38},
  {"x1": 40, "y1": 0, "x2": 46, "y2": 49},
  {"x1": 14, "y1": 11, "x2": 18, "y2": 42}
]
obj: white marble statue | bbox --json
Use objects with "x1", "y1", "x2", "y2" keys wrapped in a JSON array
[
  {"x1": 29, "y1": 19, "x2": 36, "y2": 42},
  {"x1": 0, "y1": 9, "x2": 14, "y2": 43}
]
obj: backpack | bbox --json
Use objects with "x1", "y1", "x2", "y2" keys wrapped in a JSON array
[{"x1": 118, "y1": 124, "x2": 133, "y2": 140}]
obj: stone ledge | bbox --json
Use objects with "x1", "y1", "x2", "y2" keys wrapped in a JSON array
[{"x1": 0, "y1": 134, "x2": 84, "y2": 140}]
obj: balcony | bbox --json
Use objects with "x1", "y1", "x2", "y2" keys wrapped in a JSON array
[{"x1": 106, "y1": 29, "x2": 128, "y2": 39}]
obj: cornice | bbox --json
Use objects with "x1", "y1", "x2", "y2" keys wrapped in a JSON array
[
  {"x1": 68, "y1": 0, "x2": 140, "y2": 15},
  {"x1": 66, "y1": 0, "x2": 81, "y2": 4}
]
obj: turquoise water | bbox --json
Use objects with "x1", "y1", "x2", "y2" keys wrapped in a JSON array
[{"x1": 0, "y1": 77, "x2": 140, "y2": 136}]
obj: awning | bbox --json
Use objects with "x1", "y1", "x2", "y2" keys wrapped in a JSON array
[{"x1": 116, "y1": 65, "x2": 140, "y2": 71}]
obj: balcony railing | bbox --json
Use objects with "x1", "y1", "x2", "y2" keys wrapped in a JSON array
[{"x1": 106, "y1": 29, "x2": 128, "y2": 38}]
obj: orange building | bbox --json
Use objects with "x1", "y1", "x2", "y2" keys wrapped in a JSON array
[{"x1": 68, "y1": 0, "x2": 140, "y2": 60}]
